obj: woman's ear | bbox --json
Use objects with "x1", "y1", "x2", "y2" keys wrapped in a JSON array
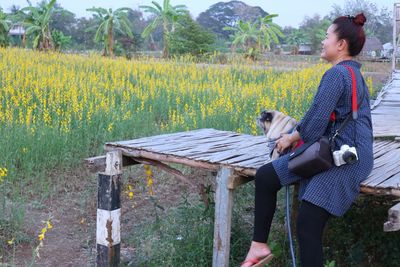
[{"x1": 337, "y1": 39, "x2": 348, "y2": 52}]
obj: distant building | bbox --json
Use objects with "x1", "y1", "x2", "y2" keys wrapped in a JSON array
[
  {"x1": 9, "y1": 24, "x2": 25, "y2": 36},
  {"x1": 8, "y1": 23, "x2": 26, "y2": 47},
  {"x1": 361, "y1": 37, "x2": 383, "y2": 58},
  {"x1": 381, "y1": 42, "x2": 393, "y2": 58},
  {"x1": 298, "y1": 43, "x2": 312, "y2": 55}
]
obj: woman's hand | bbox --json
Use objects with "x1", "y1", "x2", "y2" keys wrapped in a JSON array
[{"x1": 275, "y1": 134, "x2": 293, "y2": 154}]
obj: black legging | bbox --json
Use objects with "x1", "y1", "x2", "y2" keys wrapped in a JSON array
[{"x1": 253, "y1": 162, "x2": 331, "y2": 267}]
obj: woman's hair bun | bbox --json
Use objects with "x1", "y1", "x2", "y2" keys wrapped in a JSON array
[{"x1": 353, "y1": 13, "x2": 366, "y2": 26}]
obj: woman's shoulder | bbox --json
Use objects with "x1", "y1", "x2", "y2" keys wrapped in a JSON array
[
  {"x1": 320, "y1": 65, "x2": 348, "y2": 85},
  {"x1": 323, "y1": 65, "x2": 349, "y2": 79}
]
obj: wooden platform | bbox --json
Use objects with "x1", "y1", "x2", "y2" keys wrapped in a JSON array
[{"x1": 105, "y1": 128, "x2": 400, "y2": 197}]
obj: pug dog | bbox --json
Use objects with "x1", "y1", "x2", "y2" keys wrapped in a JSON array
[{"x1": 256, "y1": 110, "x2": 298, "y2": 160}]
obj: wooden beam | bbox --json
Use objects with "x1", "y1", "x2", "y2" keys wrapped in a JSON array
[
  {"x1": 384, "y1": 202, "x2": 400, "y2": 232},
  {"x1": 360, "y1": 186, "x2": 400, "y2": 197},
  {"x1": 227, "y1": 174, "x2": 253, "y2": 189},
  {"x1": 85, "y1": 154, "x2": 139, "y2": 173},
  {"x1": 104, "y1": 146, "x2": 221, "y2": 171}
]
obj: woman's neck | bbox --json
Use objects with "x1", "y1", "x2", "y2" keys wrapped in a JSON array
[{"x1": 331, "y1": 55, "x2": 353, "y2": 66}]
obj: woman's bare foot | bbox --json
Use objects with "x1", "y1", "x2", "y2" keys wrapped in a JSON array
[{"x1": 241, "y1": 241, "x2": 272, "y2": 267}]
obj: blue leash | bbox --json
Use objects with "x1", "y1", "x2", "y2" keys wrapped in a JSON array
[
  {"x1": 285, "y1": 185, "x2": 297, "y2": 267},
  {"x1": 266, "y1": 125, "x2": 298, "y2": 266}
]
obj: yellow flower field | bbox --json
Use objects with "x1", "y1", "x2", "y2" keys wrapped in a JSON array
[{"x1": 0, "y1": 47, "x2": 373, "y2": 179}]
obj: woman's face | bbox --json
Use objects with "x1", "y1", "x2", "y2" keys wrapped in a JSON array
[{"x1": 321, "y1": 24, "x2": 343, "y2": 62}]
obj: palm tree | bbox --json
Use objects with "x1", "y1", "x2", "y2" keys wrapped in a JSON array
[
  {"x1": 140, "y1": 0, "x2": 188, "y2": 58},
  {"x1": 0, "y1": 7, "x2": 11, "y2": 47},
  {"x1": 258, "y1": 14, "x2": 284, "y2": 52},
  {"x1": 86, "y1": 7, "x2": 133, "y2": 57},
  {"x1": 223, "y1": 20, "x2": 259, "y2": 56},
  {"x1": 20, "y1": 0, "x2": 57, "y2": 50}
]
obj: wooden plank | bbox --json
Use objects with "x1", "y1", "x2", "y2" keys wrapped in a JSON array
[
  {"x1": 213, "y1": 167, "x2": 235, "y2": 267},
  {"x1": 377, "y1": 172, "x2": 400, "y2": 189}
]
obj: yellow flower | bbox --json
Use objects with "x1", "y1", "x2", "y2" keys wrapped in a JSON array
[
  {"x1": 7, "y1": 238, "x2": 14, "y2": 245},
  {"x1": 41, "y1": 227, "x2": 47, "y2": 234},
  {"x1": 0, "y1": 167, "x2": 7, "y2": 177},
  {"x1": 38, "y1": 233, "x2": 45, "y2": 241},
  {"x1": 128, "y1": 191, "x2": 133, "y2": 199},
  {"x1": 47, "y1": 221, "x2": 53, "y2": 229},
  {"x1": 107, "y1": 123, "x2": 113, "y2": 132}
]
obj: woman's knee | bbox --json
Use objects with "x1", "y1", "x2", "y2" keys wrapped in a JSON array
[{"x1": 255, "y1": 163, "x2": 281, "y2": 192}]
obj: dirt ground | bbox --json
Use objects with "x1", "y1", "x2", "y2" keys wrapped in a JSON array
[{"x1": 6, "y1": 165, "x2": 211, "y2": 266}]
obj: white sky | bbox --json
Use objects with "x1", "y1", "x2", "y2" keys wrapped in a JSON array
[{"x1": 0, "y1": 0, "x2": 396, "y2": 28}]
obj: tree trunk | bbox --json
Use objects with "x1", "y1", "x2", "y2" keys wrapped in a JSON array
[
  {"x1": 108, "y1": 21, "x2": 114, "y2": 57},
  {"x1": 162, "y1": 23, "x2": 169, "y2": 58}
]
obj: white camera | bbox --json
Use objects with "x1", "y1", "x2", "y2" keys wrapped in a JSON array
[{"x1": 332, "y1": 145, "x2": 358, "y2": 167}]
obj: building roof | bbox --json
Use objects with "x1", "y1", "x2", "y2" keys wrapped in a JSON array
[{"x1": 362, "y1": 37, "x2": 383, "y2": 52}]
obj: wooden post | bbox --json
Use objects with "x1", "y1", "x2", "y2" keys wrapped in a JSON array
[
  {"x1": 384, "y1": 202, "x2": 400, "y2": 232},
  {"x1": 96, "y1": 151, "x2": 122, "y2": 266},
  {"x1": 213, "y1": 167, "x2": 235, "y2": 267},
  {"x1": 393, "y1": 3, "x2": 396, "y2": 71}
]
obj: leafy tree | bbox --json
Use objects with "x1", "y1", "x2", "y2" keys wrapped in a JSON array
[
  {"x1": 223, "y1": 20, "x2": 259, "y2": 59},
  {"x1": 196, "y1": 1, "x2": 267, "y2": 40},
  {"x1": 224, "y1": 14, "x2": 283, "y2": 58},
  {"x1": 299, "y1": 14, "x2": 330, "y2": 53},
  {"x1": 51, "y1": 29, "x2": 70, "y2": 51},
  {"x1": 86, "y1": 7, "x2": 133, "y2": 57},
  {"x1": 140, "y1": 0, "x2": 188, "y2": 58},
  {"x1": 0, "y1": 7, "x2": 10, "y2": 47},
  {"x1": 73, "y1": 17, "x2": 97, "y2": 50},
  {"x1": 169, "y1": 14, "x2": 215, "y2": 56},
  {"x1": 50, "y1": 3, "x2": 76, "y2": 37},
  {"x1": 223, "y1": 20, "x2": 257, "y2": 51},
  {"x1": 329, "y1": 0, "x2": 392, "y2": 43},
  {"x1": 20, "y1": 0, "x2": 57, "y2": 50}
]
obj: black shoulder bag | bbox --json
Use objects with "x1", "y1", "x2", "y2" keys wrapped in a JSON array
[{"x1": 288, "y1": 65, "x2": 364, "y2": 178}]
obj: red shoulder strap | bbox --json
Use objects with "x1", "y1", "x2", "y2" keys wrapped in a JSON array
[
  {"x1": 343, "y1": 65, "x2": 358, "y2": 119},
  {"x1": 330, "y1": 64, "x2": 358, "y2": 121}
]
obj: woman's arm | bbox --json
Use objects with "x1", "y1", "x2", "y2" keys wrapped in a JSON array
[
  {"x1": 295, "y1": 66, "x2": 346, "y2": 143},
  {"x1": 289, "y1": 130, "x2": 301, "y2": 143}
]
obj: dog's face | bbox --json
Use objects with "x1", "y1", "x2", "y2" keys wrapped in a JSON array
[{"x1": 256, "y1": 110, "x2": 275, "y2": 134}]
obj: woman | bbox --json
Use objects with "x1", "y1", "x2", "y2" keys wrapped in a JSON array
[{"x1": 241, "y1": 13, "x2": 373, "y2": 267}]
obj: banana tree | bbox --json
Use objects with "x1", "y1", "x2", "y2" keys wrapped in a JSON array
[
  {"x1": 0, "y1": 7, "x2": 10, "y2": 47},
  {"x1": 258, "y1": 14, "x2": 284, "y2": 52},
  {"x1": 140, "y1": 0, "x2": 188, "y2": 58},
  {"x1": 86, "y1": 7, "x2": 133, "y2": 57},
  {"x1": 223, "y1": 20, "x2": 259, "y2": 58},
  {"x1": 20, "y1": 0, "x2": 57, "y2": 50},
  {"x1": 286, "y1": 29, "x2": 309, "y2": 55}
]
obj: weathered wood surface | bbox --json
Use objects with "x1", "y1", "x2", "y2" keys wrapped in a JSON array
[
  {"x1": 371, "y1": 71, "x2": 400, "y2": 138},
  {"x1": 105, "y1": 128, "x2": 400, "y2": 197}
]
